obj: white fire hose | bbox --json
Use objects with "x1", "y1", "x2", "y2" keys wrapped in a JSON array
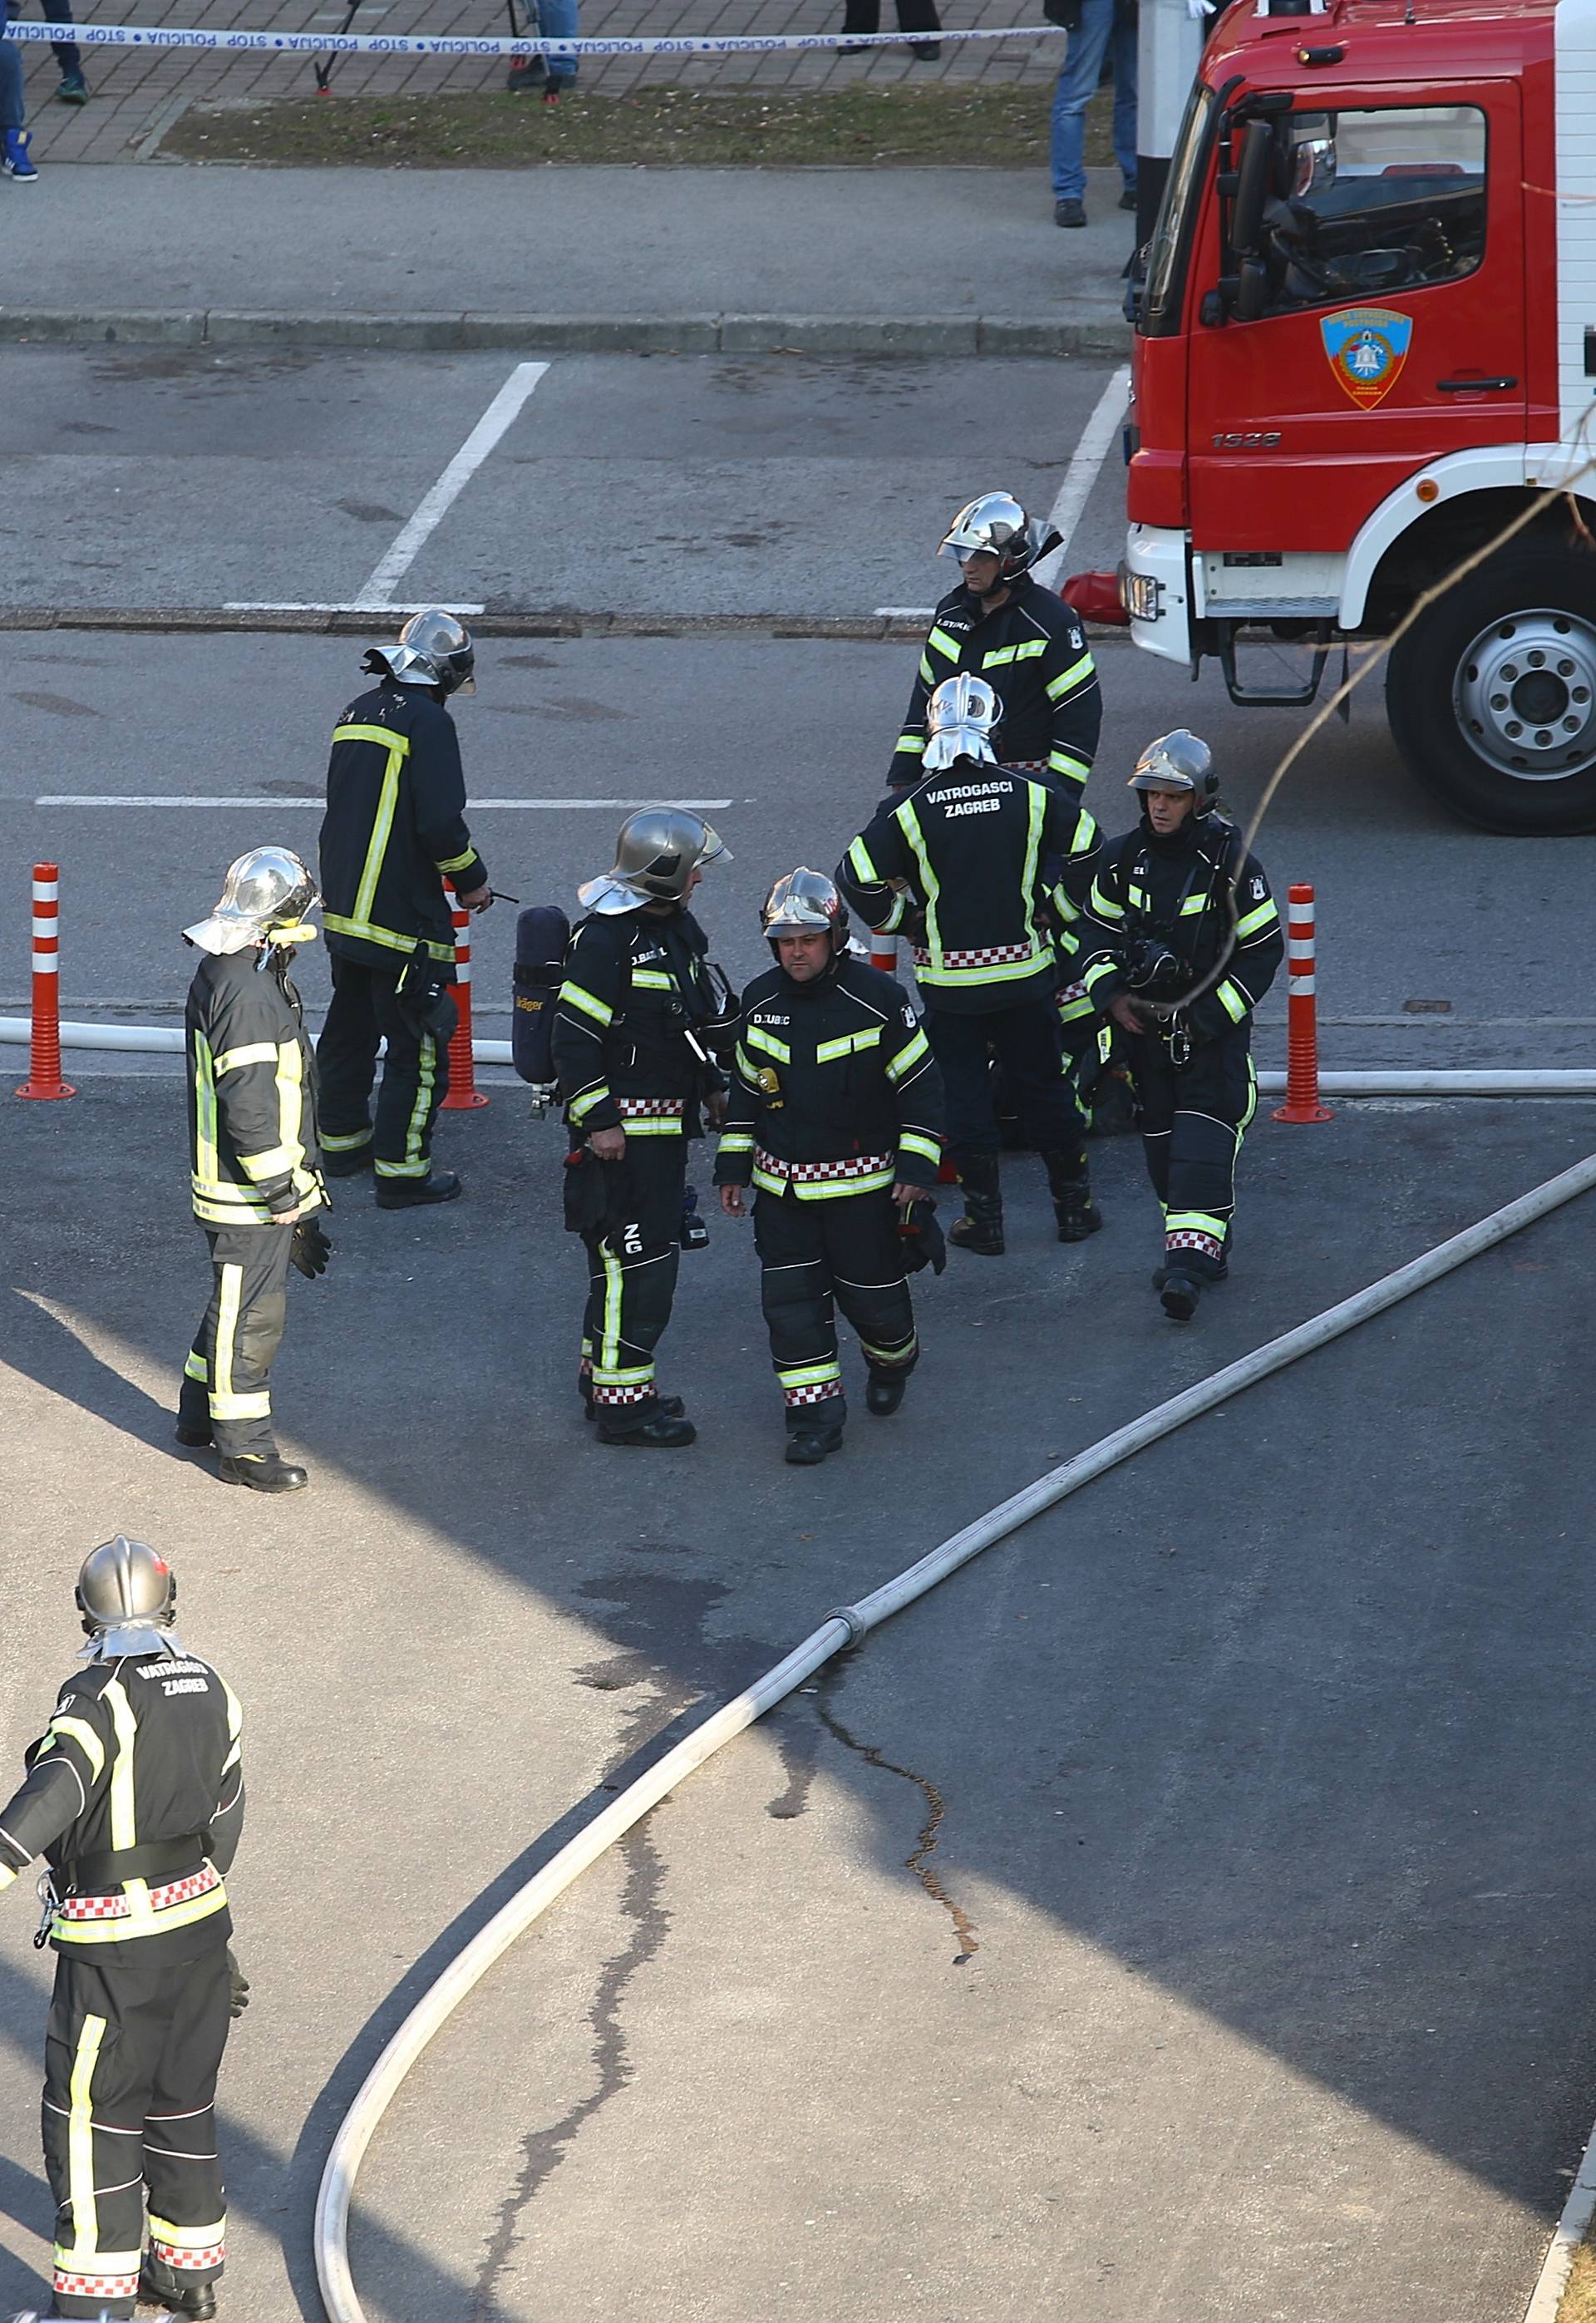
[{"x1": 313, "y1": 1146, "x2": 1596, "y2": 2323}]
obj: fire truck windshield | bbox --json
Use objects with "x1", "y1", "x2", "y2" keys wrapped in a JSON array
[
  {"x1": 1141, "y1": 81, "x2": 1215, "y2": 337},
  {"x1": 1259, "y1": 104, "x2": 1486, "y2": 311}
]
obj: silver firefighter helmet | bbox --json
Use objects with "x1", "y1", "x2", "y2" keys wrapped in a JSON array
[
  {"x1": 924, "y1": 671, "x2": 999, "y2": 772},
  {"x1": 1130, "y1": 728, "x2": 1217, "y2": 803},
  {"x1": 184, "y1": 846, "x2": 321, "y2": 956},
  {"x1": 76, "y1": 1535, "x2": 175, "y2": 1632},
  {"x1": 362, "y1": 608, "x2": 476, "y2": 696},
  {"x1": 578, "y1": 808, "x2": 730, "y2": 915},
  {"x1": 761, "y1": 867, "x2": 850, "y2": 953},
  {"x1": 938, "y1": 491, "x2": 1057, "y2": 582}
]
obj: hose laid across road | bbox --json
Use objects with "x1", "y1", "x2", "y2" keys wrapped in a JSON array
[{"x1": 313, "y1": 1145, "x2": 1596, "y2": 2323}]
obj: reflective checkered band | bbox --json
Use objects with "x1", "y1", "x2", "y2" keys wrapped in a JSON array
[
  {"x1": 593, "y1": 1381, "x2": 653, "y2": 1408},
  {"x1": 1057, "y1": 979, "x2": 1086, "y2": 1007},
  {"x1": 56, "y1": 2272, "x2": 140, "y2": 2299},
  {"x1": 755, "y1": 1148, "x2": 894, "y2": 1184},
  {"x1": 58, "y1": 1865, "x2": 219, "y2": 1921},
  {"x1": 614, "y1": 1097, "x2": 685, "y2": 1120},
  {"x1": 909, "y1": 940, "x2": 1035, "y2": 969},
  {"x1": 1005, "y1": 758, "x2": 1048, "y2": 773},
  {"x1": 150, "y1": 2239, "x2": 225, "y2": 2271},
  {"x1": 1167, "y1": 1229, "x2": 1224, "y2": 1261},
  {"x1": 785, "y1": 1379, "x2": 840, "y2": 1408}
]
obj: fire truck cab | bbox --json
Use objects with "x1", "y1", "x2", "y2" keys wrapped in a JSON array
[{"x1": 1116, "y1": 0, "x2": 1596, "y2": 832}]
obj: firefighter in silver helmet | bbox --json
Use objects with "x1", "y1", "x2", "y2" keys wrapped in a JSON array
[
  {"x1": 317, "y1": 609, "x2": 490, "y2": 1207},
  {"x1": 179, "y1": 847, "x2": 329, "y2": 1492},
  {"x1": 0, "y1": 1538, "x2": 248, "y2": 2322},
  {"x1": 714, "y1": 869, "x2": 945, "y2": 1464},
  {"x1": 552, "y1": 809, "x2": 737, "y2": 1447},
  {"x1": 889, "y1": 491, "x2": 1102, "y2": 797}
]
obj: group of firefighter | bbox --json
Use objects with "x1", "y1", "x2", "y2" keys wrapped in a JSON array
[{"x1": 0, "y1": 490, "x2": 1283, "y2": 2323}]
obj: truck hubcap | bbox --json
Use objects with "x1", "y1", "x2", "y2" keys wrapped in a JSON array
[{"x1": 1456, "y1": 611, "x2": 1596, "y2": 782}]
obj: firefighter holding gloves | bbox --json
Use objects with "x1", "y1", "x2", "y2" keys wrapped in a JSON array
[
  {"x1": 317, "y1": 608, "x2": 490, "y2": 1207},
  {"x1": 1080, "y1": 731, "x2": 1283, "y2": 1322},
  {"x1": 178, "y1": 846, "x2": 328, "y2": 1495},
  {"x1": 553, "y1": 809, "x2": 736, "y2": 1449},
  {"x1": 714, "y1": 871, "x2": 944, "y2": 1466},
  {"x1": 890, "y1": 491, "x2": 1101, "y2": 798},
  {"x1": 840, "y1": 672, "x2": 1103, "y2": 1260},
  {"x1": 0, "y1": 1537, "x2": 247, "y2": 2322}
]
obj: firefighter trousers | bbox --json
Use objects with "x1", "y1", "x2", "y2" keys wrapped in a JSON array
[
  {"x1": 929, "y1": 997, "x2": 1087, "y2": 1162},
  {"x1": 579, "y1": 1135, "x2": 686, "y2": 1420},
  {"x1": 317, "y1": 952, "x2": 454, "y2": 1182},
  {"x1": 752, "y1": 1186, "x2": 917, "y2": 1430},
  {"x1": 1129, "y1": 1022, "x2": 1257, "y2": 1280},
  {"x1": 43, "y1": 1942, "x2": 232, "y2": 2320},
  {"x1": 180, "y1": 1224, "x2": 294, "y2": 1458}
]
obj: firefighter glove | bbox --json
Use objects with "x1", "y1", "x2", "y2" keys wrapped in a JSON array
[
  {"x1": 290, "y1": 1219, "x2": 332, "y2": 1280},
  {"x1": 226, "y1": 1948, "x2": 250, "y2": 2018}
]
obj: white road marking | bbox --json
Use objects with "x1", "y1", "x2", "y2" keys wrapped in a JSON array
[
  {"x1": 221, "y1": 358, "x2": 549, "y2": 616},
  {"x1": 34, "y1": 795, "x2": 734, "y2": 810}
]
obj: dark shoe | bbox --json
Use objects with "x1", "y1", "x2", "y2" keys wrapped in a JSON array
[
  {"x1": 542, "y1": 81, "x2": 566, "y2": 104},
  {"x1": 57, "y1": 70, "x2": 90, "y2": 102},
  {"x1": 218, "y1": 1453, "x2": 309, "y2": 1493},
  {"x1": 1160, "y1": 1272, "x2": 1202, "y2": 1323},
  {"x1": 506, "y1": 53, "x2": 546, "y2": 87},
  {"x1": 948, "y1": 1152, "x2": 1004, "y2": 1257},
  {"x1": 1119, "y1": 185, "x2": 1138, "y2": 211},
  {"x1": 175, "y1": 1421, "x2": 214, "y2": 1448},
  {"x1": 1054, "y1": 1196, "x2": 1103, "y2": 1242},
  {"x1": 1054, "y1": 199, "x2": 1086, "y2": 229},
  {"x1": 596, "y1": 1413, "x2": 697, "y2": 1448},
  {"x1": 1042, "y1": 1149, "x2": 1103, "y2": 1244},
  {"x1": 865, "y1": 1372, "x2": 907, "y2": 1418},
  {"x1": 909, "y1": 39, "x2": 941, "y2": 57},
  {"x1": 321, "y1": 1147, "x2": 373, "y2": 1178},
  {"x1": 785, "y1": 1424, "x2": 844, "y2": 1466},
  {"x1": 139, "y1": 2261, "x2": 217, "y2": 2319},
  {"x1": 1150, "y1": 1255, "x2": 1228, "y2": 1290},
  {"x1": 584, "y1": 1391, "x2": 685, "y2": 1421},
  {"x1": 375, "y1": 1171, "x2": 461, "y2": 1209}
]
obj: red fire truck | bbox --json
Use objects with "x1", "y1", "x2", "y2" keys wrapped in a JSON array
[{"x1": 1096, "y1": 0, "x2": 1596, "y2": 833}]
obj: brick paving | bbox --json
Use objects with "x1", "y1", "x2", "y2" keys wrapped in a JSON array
[{"x1": 12, "y1": 0, "x2": 1062, "y2": 163}]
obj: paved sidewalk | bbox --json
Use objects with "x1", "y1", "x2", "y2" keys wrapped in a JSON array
[{"x1": 1, "y1": 161, "x2": 1135, "y2": 352}]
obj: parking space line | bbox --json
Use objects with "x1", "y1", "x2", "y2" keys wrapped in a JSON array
[
  {"x1": 34, "y1": 795, "x2": 734, "y2": 810},
  {"x1": 224, "y1": 358, "x2": 549, "y2": 617}
]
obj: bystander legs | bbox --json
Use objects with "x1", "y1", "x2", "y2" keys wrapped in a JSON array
[
  {"x1": 1, "y1": 13, "x2": 37, "y2": 180},
  {"x1": 839, "y1": 0, "x2": 940, "y2": 62},
  {"x1": 506, "y1": 0, "x2": 578, "y2": 102},
  {"x1": 1050, "y1": 0, "x2": 1135, "y2": 227}
]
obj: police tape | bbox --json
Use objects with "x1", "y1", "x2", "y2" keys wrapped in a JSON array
[{"x1": 5, "y1": 16, "x2": 1062, "y2": 56}]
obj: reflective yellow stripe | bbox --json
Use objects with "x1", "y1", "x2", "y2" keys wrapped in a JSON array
[
  {"x1": 275, "y1": 1038, "x2": 308, "y2": 1186},
  {"x1": 1046, "y1": 650, "x2": 1095, "y2": 701},
  {"x1": 717, "y1": 1132, "x2": 755, "y2": 1153},
  {"x1": 1217, "y1": 979, "x2": 1248, "y2": 1023},
  {"x1": 214, "y1": 1263, "x2": 243, "y2": 1424},
  {"x1": 185, "y1": 1351, "x2": 209, "y2": 1383},
  {"x1": 631, "y1": 969, "x2": 673, "y2": 989},
  {"x1": 65, "y1": 2016, "x2": 107, "y2": 2257},
  {"x1": 899, "y1": 1132, "x2": 941, "y2": 1165},
  {"x1": 898, "y1": 801, "x2": 941, "y2": 974},
  {"x1": 981, "y1": 644, "x2": 1015, "y2": 668},
  {"x1": 745, "y1": 1026, "x2": 791, "y2": 1063},
  {"x1": 1050, "y1": 749, "x2": 1091, "y2": 778},
  {"x1": 213, "y1": 1042, "x2": 278, "y2": 1076},
  {"x1": 149, "y1": 2217, "x2": 227, "y2": 2251},
  {"x1": 846, "y1": 836, "x2": 879, "y2": 885},
  {"x1": 918, "y1": 655, "x2": 936, "y2": 685},
  {"x1": 238, "y1": 1144, "x2": 293, "y2": 1181},
  {"x1": 193, "y1": 1030, "x2": 219, "y2": 1191},
  {"x1": 559, "y1": 979, "x2": 613, "y2": 1027},
  {"x1": 926, "y1": 626, "x2": 962, "y2": 661},
  {"x1": 895, "y1": 735, "x2": 926, "y2": 757},
  {"x1": 434, "y1": 847, "x2": 475, "y2": 874},
  {"x1": 323, "y1": 912, "x2": 454, "y2": 962},
  {"x1": 333, "y1": 727, "x2": 410, "y2": 932},
  {"x1": 54, "y1": 1882, "x2": 229, "y2": 1946},
  {"x1": 1088, "y1": 880, "x2": 1124, "y2": 920},
  {"x1": 885, "y1": 1028, "x2": 929, "y2": 1082},
  {"x1": 402, "y1": 1033, "x2": 437, "y2": 1167},
  {"x1": 1165, "y1": 1209, "x2": 1229, "y2": 1236},
  {"x1": 0, "y1": 1863, "x2": 15, "y2": 1891},
  {"x1": 1180, "y1": 892, "x2": 1208, "y2": 916},
  {"x1": 48, "y1": 1715, "x2": 106, "y2": 1782},
  {"x1": 600, "y1": 1247, "x2": 624, "y2": 1372},
  {"x1": 100, "y1": 1680, "x2": 137, "y2": 1851},
  {"x1": 620, "y1": 1119, "x2": 683, "y2": 1137},
  {"x1": 777, "y1": 1361, "x2": 842, "y2": 1388},
  {"x1": 569, "y1": 1085, "x2": 611, "y2": 1123},
  {"x1": 222, "y1": 1678, "x2": 244, "y2": 1745},
  {"x1": 814, "y1": 1028, "x2": 880, "y2": 1063},
  {"x1": 1070, "y1": 811, "x2": 1099, "y2": 857},
  {"x1": 1236, "y1": 899, "x2": 1278, "y2": 939},
  {"x1": 793, "y1": 1169, "x2": 895, "y2": 1200}
]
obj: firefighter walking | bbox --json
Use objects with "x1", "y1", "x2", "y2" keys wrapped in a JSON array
[
  {"x1": 0, "y1": 1536, "x2": 248, "y2": 2322},
  {"x1": 317, "y1": 608, "x2": 491, "y2": 1207},
  {"x1": 715, "y1": 871, "x2": 945, "y2": 1465},
  {"x1": 889, "y1": 491, "x2": 1102, "y2": 798},
  {"x1": 178, "y1": 847, "x2": 330, "y2": 1495},
  {"x1": 552, "y1": 810, "x2": 736, "y2": 1448},
  {"x1": 1079, "y1": 731, "x2": 1283, "y2": 1321},
  {"x1": 840, "y1": 673, "x2": 1104, "y2": 1258}
]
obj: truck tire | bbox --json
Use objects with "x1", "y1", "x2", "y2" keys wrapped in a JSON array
[{"x1": 1386, "y1": 546, "x2": 1596, "y2": 833}]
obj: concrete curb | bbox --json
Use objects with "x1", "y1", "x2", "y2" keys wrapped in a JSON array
[
  {"x1": 0, "y1": 604, "x2": 1140, "y2": 639},
  {"x1": 0, "y1": 306, "x2": 1132, "y2": 358}
]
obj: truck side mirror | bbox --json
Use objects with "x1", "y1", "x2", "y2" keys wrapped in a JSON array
[
  {"x1": 1233, "y1": 256, "x2": 1268, "y2": 324},
  {"x1": 1229, "y1": 120, "x2": 1273, "y2": 260}
]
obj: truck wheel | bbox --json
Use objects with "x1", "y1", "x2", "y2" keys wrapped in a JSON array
[{"x1": 1386, "y1": 547, "x2": 1596, "y2": 833}]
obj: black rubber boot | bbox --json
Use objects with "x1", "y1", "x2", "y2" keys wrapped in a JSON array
[
  {"x1": 865, "y1": 1370, "x2": 908, "y2": 1418},
  {"x1": 948, "y1": 1152, "x2": 1004, "y2": 1257},
  {"x1": 219, "y1": 1452, "x2": 309, "y2": 1492},
  {"x1": 1042, "y1": 1148, "x2": 1104, "y2": 1244},
  {"x1": 1160, "y1": 1271, "x2": 1202, "y2": 1323},
  {"x1": 175, "y1": 1421, "x2": 213, "y2": 1448},
  {"x1": 786, "y1": 1423, "x2": 844, "y2": 1465},
  {"x1": 138, "y1": 2260, "x2": 218, "y2": 2319},
  {"x1": 596, "y1": 1411, "x2": 697, "y2": 1448},
  {"x1": 321, "y1": 1147, "x2": 374, "y2": 1178},
  {"x1": 376, "y1": 1171, "x2": 462, "y2": 1210}
]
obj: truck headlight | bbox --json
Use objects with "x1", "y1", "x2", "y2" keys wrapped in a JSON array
[{"x1": 1120, "y1": 566, "x2": 1163, "y2": 622}]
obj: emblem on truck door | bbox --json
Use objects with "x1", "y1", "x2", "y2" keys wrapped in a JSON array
[{"x1": 1320, "y1": 306, "x2": 1413, "y2": 410}]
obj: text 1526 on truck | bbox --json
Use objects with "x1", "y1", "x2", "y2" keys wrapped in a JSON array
[{"x1": 1083, "y1": 0, "x2": 1596, "y2": 834}]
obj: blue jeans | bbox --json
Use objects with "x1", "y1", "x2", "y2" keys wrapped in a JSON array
[
  {"x1": 0, "y1": 33, "x2": 23, "y2": 131},
  {"x1": 534, "y1": 0, "x2": 578, "y2": 86},
  {"x1": 1050, "y1": 0, "x2": 1137, "y2": 205}
]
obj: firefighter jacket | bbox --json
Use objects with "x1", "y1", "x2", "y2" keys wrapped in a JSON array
[
  {"x1": 839, "y1": 761, "x2": 1102, "y2": 1016},
  {"x1": 889, "y1": 575, "x2": 1102, "y2": 795},
  {"x1": 319, "y1": 679, "x2": 486, "y2": 969},
  {"x1": 1078, "y1": 814, "x2": 1283, "y2": 1042},
  {"x1": 553, "y1": 905, "x2": 729, "y2": 1140},
  {"x1": 0, "y1": 1645, "x2": 244, "y2": 1957},
  {"x1": 185, "y1": 949, "x2": 324, "y2": 1226},
  {"x1": 714, "y1": 958, "x2": 944, "y2": 1200}
]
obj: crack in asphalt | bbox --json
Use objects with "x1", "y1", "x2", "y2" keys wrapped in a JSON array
[{"x1": 814, "y1": 1686, "x2": 980, "y2": 1966}]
